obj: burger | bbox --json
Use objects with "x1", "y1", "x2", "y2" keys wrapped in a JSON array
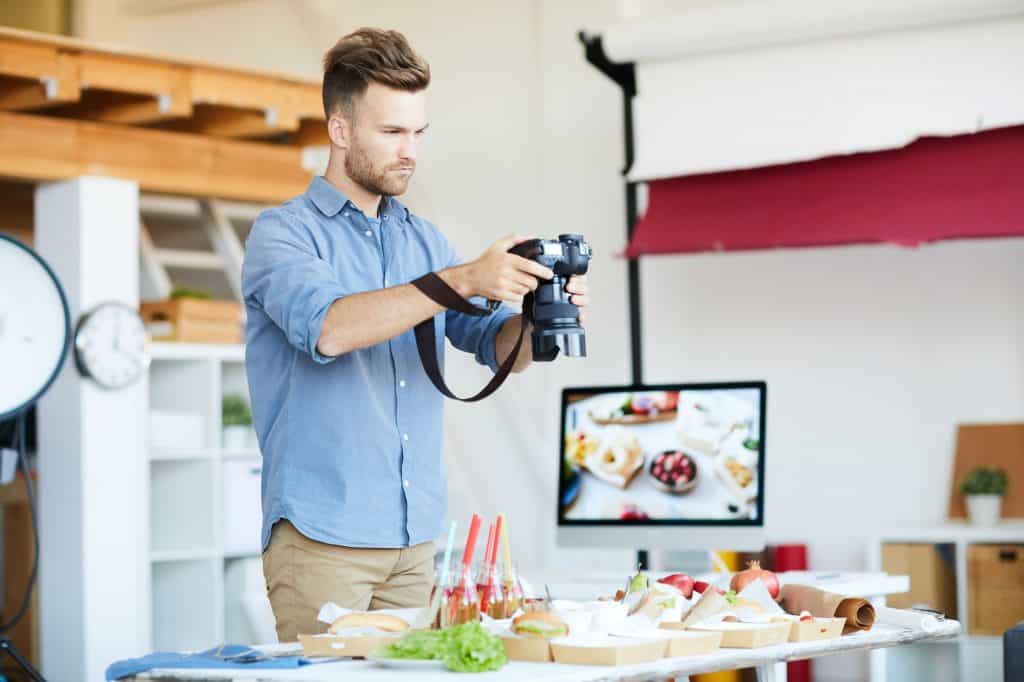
[{"x1": 511, "y1": 612, "x2": 569, "y2": 639}]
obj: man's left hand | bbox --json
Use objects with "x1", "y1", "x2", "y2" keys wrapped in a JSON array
[{"x1": 567, "y1": 274, "x2": 590, "y2": 323}]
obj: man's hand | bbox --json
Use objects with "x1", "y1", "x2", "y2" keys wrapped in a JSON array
[
  {"x1": 566, "y1": 274, "x2": 590, "y2": 324},
  {"x1": 442, "y1": 234, "x2": 554, "y2": 303}
]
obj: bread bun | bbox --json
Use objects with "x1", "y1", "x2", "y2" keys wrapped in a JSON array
[
  {"x1": 329, "y1": 612, "x2": 410, "y2": 634},
  {"x1": 511, "y1": 611, "x2": 569, "y2": 639}
]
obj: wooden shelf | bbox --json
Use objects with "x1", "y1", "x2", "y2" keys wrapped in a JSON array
[
  {"x1": 0, "y1": 27, "x2": 327, "y2": 145},
  {"x1": 0, "y1": 27, "x2": 326, "y2": 202},
  {"x1": 0, "y1": 109, "x2": 314, "y2": 203}
]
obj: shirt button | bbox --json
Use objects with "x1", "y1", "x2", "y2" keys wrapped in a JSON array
[
  {"x1": 364, "y1": 229, "x2": 372, "y2": 237},
  {"x1": 403, "y1": 480, "x2": 410, "y2": 489},
  {"x1": 383, "y1": 215, "x2": 389, "y2": 220},
  {"x1": 403, "y1": 433, "x2": 409, "y2": 441},
  {"x1": 399, "y1": 380, "x2": 406, "y2": 388}
]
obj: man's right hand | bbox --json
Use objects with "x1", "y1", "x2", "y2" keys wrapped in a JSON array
[{"x1": 442, "y1": 234, "x2": 555, "y2": 304}]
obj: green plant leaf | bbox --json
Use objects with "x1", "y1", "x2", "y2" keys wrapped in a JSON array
[
  {"x1": 960, "y1": 467, "x2": 1009, "y2": 496},
  {"x1": 222, "y1": 393, "x2": 252, "y2": 426}
]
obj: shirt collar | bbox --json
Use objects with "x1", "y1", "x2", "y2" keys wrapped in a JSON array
[{"x1": 307, "y1": 176, "x2": 410, "y2": 225}]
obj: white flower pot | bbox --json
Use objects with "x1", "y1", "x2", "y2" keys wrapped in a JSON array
[
  {"x1": 965, "y1": 494, "x2": 1003, "y2": 527},
  {"x1": 222, "y1": 425, "x2": 251, "y2": 451}
]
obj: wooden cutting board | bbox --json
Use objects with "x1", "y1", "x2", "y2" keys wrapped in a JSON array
[{"x1": 948, "y1": 423, "x2": 1024, "y2": 519}]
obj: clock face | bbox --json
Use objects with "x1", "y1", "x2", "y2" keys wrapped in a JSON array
[{"x1": 74, "y1": 302, "x2": 149, "y2": 389}]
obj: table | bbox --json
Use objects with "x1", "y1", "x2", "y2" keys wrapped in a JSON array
[{"x1": 131, "y1": 621, "x2": 960, "y2": 682}]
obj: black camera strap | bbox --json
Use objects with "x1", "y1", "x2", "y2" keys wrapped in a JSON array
[{"x1": 410, "y1": 272, "x2": 532, "y2": 402}]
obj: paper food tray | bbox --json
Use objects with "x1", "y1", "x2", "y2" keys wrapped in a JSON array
[
  {"x1": 688, "y1": 621, "x2": 791, "y2": 648},
  {"x1": 551, "y1": 636, "x2": 666, "y2": 666},
  {"x1": 298, "y1": 633, "x2": 400, "y2": 658},
  {"x1": 501, "y1": 635, "x2": 555, "y2": 662},
  {"x1": 616, "y1": 628, "x2": 723, "y2": 657}
]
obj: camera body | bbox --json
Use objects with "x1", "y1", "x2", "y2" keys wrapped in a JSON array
[{"x1": 507, "y1": 234, "x2": 591, "y2": 361}]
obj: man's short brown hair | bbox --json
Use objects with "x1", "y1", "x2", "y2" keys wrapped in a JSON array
[{"x1": 322, "y1": 28, "x2": 430, "y2": 119}]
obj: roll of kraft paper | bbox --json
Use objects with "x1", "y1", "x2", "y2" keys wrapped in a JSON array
[{"x1": 779, "y1": 585, "x2": 875, "y2": 634}]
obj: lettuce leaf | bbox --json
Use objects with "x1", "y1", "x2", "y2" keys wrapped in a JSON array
[
  {"x1": 441, "y1": 622, "x2": 508, "y2": 673},
  {"x1": 373, "y1": 629, "x2": 449, "y2": 660},
  {"x1": 373, "y1": 622, "x2": 507, "y2": 673}
]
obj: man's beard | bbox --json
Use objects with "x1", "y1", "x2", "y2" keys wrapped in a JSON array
[{"x1": 344, "y1": 139, "x2": 414, "y2": 198}]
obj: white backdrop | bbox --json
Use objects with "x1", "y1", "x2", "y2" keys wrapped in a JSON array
[{"x1": 603, "y1": 0, "x2": 1024, "y2": 179}]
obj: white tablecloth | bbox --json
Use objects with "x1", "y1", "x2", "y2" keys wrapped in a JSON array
[{"x1": 135, "y1": 620, "x2": 961, "y2": 681}]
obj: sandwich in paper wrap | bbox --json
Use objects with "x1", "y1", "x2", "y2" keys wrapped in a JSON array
[
  {"x1": 779, "y1": 585, "x2": 874, "y2": 634},
  {"x1": 677, "y1": 579, "x2": 786, "y2": 627}
]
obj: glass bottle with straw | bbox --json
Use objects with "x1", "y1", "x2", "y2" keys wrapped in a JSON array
[
  {"x1": 475, "y1": 517, "x2": 504, "y2": 619},
  {"x1": 498, "y1": 513, "x2": 524, "y2": 617},
  {"x1": 424, "y1": 520, "x2": 457, "y2": 629},
  {"x1": 443, "y1": 513, "x2": 481, "y2": 627}
]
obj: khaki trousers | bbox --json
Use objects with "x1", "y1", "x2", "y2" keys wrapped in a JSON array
[{"x1": 262, "y1": 519, "x2": 435, "y2": 642}]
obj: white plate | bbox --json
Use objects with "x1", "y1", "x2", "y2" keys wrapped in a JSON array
[{"x1": 367, "y1": 656, "x2": 446, "y2": 670}]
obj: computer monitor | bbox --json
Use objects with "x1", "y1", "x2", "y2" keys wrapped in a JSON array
[{"x1": 557, "y1": 382, "x2": 766, "y2": 551}]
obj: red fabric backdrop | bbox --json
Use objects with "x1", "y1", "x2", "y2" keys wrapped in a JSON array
[{"x1": 625, "y1": 126, "x2": 1024, "y2": 258}]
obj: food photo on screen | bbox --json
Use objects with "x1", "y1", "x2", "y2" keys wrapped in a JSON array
[{"x1": 560, "y1": 384, "x2": 764, "y2": 523}]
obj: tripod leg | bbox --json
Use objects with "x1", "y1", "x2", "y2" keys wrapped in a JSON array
[{"x1": 0, "y1": 638, "x2": 45, "y2": 682}]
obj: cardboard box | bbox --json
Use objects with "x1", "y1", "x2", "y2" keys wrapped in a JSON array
[
  {"x1": 550, "y1": 637, "x2": 666, "y2": 666},
  {"x1": 140, "y1": 299, "x2": 242, "y2": 344},
  {"x1": 298, "y1": 633, "x2": 400, "y2": 658},
  {"x1": 687, "y1": 622, "x2": 791, "y2": 648},
  {"x1": 501, "y1": 635, "x2": 553, "y2": 662},
  {"x1": 652, "y1": 629, "x2": 723, "y2": 657},
  {"x1": 882, "y1": 542, "x2": 958, "y2": 618},
  {"x1": 947, "y1": 423, "x2": 1024, "y2": 519},
  {"x1": 968, "y1": 544, "x2": 1024, "y2": 636},
  {"x1": 778, "y1": 617, "x2": 845, "y2": 643}
]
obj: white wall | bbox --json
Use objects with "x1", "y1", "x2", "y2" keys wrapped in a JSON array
[
  {"x1": 74, "y1": 0, "x2": 1024, "y2": 584},
  {"x1": 643, "y1": 239, "x2": 1024, "y2": 569}
]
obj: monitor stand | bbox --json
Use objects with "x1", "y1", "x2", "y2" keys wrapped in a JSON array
[{"x1": 638, "y1": 548, "x2": 722, "y2": 576}]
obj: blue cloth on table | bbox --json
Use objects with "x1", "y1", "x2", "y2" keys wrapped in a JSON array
[{"x1": 105, "y1": 644, "x2": 311, "y2": 680}]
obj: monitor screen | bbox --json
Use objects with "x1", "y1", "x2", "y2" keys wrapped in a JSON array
[{"x1": 559, "y1": 382, "x2": 766, "y2": 527}]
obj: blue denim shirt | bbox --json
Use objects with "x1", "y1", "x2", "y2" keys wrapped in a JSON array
[{"x1": 243, "y1": 177, "x2": 515, "y2": 550}]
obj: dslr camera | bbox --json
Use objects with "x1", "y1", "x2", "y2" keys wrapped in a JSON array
[{"x1": 507, "y1": 234, "x2": 592, "y2": 361}]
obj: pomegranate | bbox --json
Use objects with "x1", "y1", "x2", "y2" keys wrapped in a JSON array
[{"x1": 729, "y1": 560, "x2": 780, "y2": 600}]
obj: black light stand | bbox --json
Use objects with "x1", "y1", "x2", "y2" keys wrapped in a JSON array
[
  {"x1": 578, "y1": 31, "x2": 651, "y2": 571},
  {"x1": 1, "y1": 413, "x2": 45, "y2": 682}
]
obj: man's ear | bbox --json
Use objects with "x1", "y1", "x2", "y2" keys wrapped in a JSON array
[{"x1": 327, "y1": 113, "x2": 351, "y2": 150}]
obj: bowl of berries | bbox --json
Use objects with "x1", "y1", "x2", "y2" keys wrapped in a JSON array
[{"x1": 648, "y1": 449, "x2": 699, "y2": 494}]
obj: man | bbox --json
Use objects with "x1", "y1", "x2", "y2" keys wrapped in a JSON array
[{"x1": 242, "y1": 27, "x2": 589, "y2": 642}]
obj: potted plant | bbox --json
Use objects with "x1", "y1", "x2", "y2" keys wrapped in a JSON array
[
  {"x1": 959, "y1": 467, "x2": 1009, "y2": 526},
  {"x1": 222, "y1": 394, "x2": 253, "y2": 450}
]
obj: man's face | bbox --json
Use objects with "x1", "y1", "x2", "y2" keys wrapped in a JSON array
[{"x1": 341, "y1": 82, "x2": 428, "y2": 198}]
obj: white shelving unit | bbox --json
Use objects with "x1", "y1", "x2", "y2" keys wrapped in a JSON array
[
  {"x1": 147, "y1": 342, "x2": 269, "y2": 651},
  {"x1": 867, "y1": 521, "x2": 1024, "y2": 682}
]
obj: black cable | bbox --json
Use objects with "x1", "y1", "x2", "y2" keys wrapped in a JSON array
[{"x1": 0, "y1": 413, "x2": 40, "y2": 634}]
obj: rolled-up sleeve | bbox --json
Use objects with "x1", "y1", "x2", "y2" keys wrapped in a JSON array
[
  {"x1": 242, "y1": 209, "x2": 349, "y2": 363},
  {"x1": 438, "y1": 240, "x2": 517, "y2": 373}
]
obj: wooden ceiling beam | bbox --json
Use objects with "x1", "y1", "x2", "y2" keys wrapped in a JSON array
[
  {"x1": 167, "y1": 103, "x2": 298, "y2": 139},
  {"x1": 86, "y1": 94, "x2": 193, "y2": 125},
  {"x1": 0, "y1": 52, "x2": 80, "y2": 110}
]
